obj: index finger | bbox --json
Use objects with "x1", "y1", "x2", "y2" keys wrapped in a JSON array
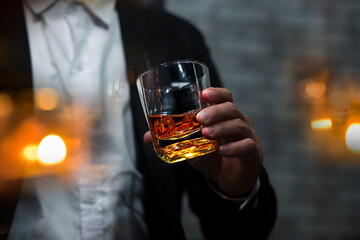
[
  {"x1": 202, "y1": 87, "x2": 234, "y2": 104},
  {"x1": 201, "y1": 87, "x2": 254, "y2": 126}
]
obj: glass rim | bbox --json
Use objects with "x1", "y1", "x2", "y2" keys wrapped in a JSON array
[{"x1": 136, "y1": 59, "x2": 209, "y2": 82}]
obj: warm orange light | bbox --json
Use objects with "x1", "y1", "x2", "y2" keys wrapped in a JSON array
[
  {"x1": 305, "y1": 81, "x2": 326, "y2": 99},
  {"x1": 345, "y1": 123, "x2": 360, "y2": 153},
  {"x1": 22, "y1": 144, "x2": 39, "y2": 161},
  {"x1": 37, "y1": 135, "x2": 66, "y2": 165},
  {"x1": 35, "y1": 88, "x2": 59, "y2": 111},
  {"x1": 311, "y1": 118, "x2": 332, "y2": 130},
  {"x1": 0, "y1": 93, "x2": 13, "y2": 118}
]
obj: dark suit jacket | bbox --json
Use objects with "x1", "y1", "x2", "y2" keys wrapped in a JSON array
[{"x1": 0, "y1": 2, "x2": 276, "y2": 239}]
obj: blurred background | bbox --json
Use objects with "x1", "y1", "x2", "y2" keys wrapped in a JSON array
[
  {"x1": 1, "y1": 0, "x2": 359, "y2": 239},
  {"x1": 143, "y1": 0, "x2": 360, "y2": 239}
]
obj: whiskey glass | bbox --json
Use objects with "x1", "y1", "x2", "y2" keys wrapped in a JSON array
[{"x1": 136, "y1": 60, "x2": 218, "y2": 163}]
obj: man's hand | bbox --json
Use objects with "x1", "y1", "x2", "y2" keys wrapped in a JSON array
[{"x1": 143, "y1": 87, "x2": 263, "y2": 198}]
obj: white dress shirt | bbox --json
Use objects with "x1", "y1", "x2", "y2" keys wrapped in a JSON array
[{"x1": 9, "y1": 1, "x2": 148, "y2": 239}]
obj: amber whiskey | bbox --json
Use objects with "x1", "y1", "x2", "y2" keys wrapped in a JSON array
[{"x1": 148, "y1": 110, "x2": 217, "y2": 163}]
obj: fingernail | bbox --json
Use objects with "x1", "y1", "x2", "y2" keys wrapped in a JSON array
[
  {"x1": 203, "y1": 127, "x2": 215, "y2": 137},
  {"x1": 203, "y1": 88, "x2": 214, "y2": 99},
  {"x1": 197, "y1": 111, "x2": 209, "y2": 123},
  {"x1": 219, "y1": 145, "x2": 229, "y2": 155}
]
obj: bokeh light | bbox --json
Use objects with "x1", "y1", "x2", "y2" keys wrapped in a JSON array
[
  {"x1": 0, "y1": 93, "x2": 13, "y2": 118},
  {"x1": 311, "y1": 118, "x2": 332, "y2": 130},
  {"x1": 22, "y1": 144, "x2": 39, "y2": 161},
  {"x1": 345, "y1": 123, "x2": 360, "y2": 153},
  {"x1": 305, "y1": 81, "x2": 327, "y2": 99},
  {"x1": 37, "y1": 135, "x2": 67, "y2": 165},
  {"x1": 35, "y1": 88, "x2": 59, "y2": 111}
]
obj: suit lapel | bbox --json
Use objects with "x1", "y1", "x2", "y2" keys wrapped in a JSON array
[
  {"x1": 0, "y1": 1, "x2": 33, "y2": 93},
  {"x1": 118, "y1": 7, "x2": 186, "y2": 238},
  {"x1": 119, "y1": 6, "x2": 178, "y2": 200},
  {"x1": 0, "y1": 1, "x2": 33, "y2": 237}
]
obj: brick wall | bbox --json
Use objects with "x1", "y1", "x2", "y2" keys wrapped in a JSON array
[{"x1": 164, "y1": 0, "x2": 360, "y2": 239}]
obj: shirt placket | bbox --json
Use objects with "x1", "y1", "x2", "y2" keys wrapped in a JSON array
[
  {"x1": 78, "y1": 169, "x2": 105, "y2": 240},
  {"x1": 67, "y1": 3, "x2": 90, "y2": 105},
  {"x1": 65, "y1": 3, "x2": 104, "y2": 240}
]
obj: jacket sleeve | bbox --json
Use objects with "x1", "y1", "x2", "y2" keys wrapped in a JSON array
[
  {"x1": 163, "y1": 12, "x2": 277, "y2": 239},
  {"x1": 181, "y1": 163, "x2": 277, "y2": 240}
]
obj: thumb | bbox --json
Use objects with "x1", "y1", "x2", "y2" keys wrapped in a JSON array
[{"x1": 143, "y1": 131, "x2": 153, "y2": 146}]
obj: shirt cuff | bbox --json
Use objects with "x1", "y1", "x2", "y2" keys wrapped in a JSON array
[{"x1": 206, "y1": 177, "x2": 261, "y2": 211}]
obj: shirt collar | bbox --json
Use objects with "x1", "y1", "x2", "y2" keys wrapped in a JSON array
[
  {"x1": 25, "y1": 0, "x2": 116, "y2": 26},
  {"x1": 24, "y1": 0, "x2": 57, "y2": 14},
  {"x1": 78, "y1": 0, "x2": 115, "y2": 26}
]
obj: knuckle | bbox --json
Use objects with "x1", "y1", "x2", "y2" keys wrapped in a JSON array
[
  {"x1": 245, "y1": 138, "x2": 258, "y2": 153},
  {"x1": 234, "y1": 118, "x2": 244, "y2": 129},
  {"x1": 224, "y1": 89, "x2": 233, "y2": 100},
  {"x1": 234, "y1": 118, "x2": 244, "y2": 126},
  {"x1": 234, "y1": 118, "x2": 246, "y2": 133},
  {"x1": 225, "y1": 101, "x2": 238, "y2": 113}
]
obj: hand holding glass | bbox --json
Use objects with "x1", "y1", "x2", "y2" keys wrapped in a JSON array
[{"x1": 137, "y1": 60, "x2": 218, "y2": 163}]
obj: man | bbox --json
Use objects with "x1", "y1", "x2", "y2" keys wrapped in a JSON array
[{"x1": 0, "y1": 0, "x2": 276, "y2": 239}]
